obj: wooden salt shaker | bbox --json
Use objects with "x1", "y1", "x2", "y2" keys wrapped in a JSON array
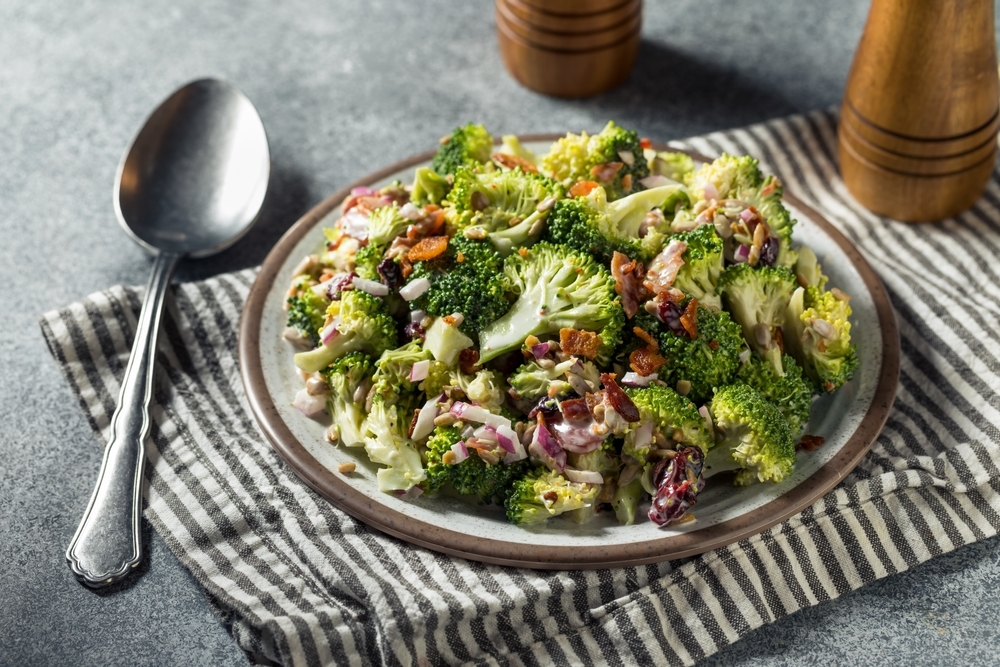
[{"x1": 838, "y1": 0, "x2": 998, "y2": 222}]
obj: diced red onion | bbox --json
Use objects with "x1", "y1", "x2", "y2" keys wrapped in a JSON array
[
  {"x1": 450, "y1": 402, "x2": 493, "y2": 424},
  {"x1": 404, "y1": 485, "x2": 423, "y2": 499},
  {"x1": 494, "y1": 426, "x2": 517, "y2": 454},
  {"x1": 399, "y1": 277, "x2": 431, "y2": 301},
  {"x1": 639, "y1": 174, "x2": 673, "y2": 189},
  {"x1": 340, "y1": 209, "x2": 370, "y2": 240},
  {"x1": 351, "y1": 186, "x2": 378, "y2": 196},
  {"x1": 409, "y1": 359, "x2": 430, "y2": 382},
  {"x1": 411, "y1": 394, "x2": 443, "y2": 441},
  {"x1": 533, "y1": 422, "x2": 564, "y2": 460},
  {"x1": 461, "y1": 425, "x2": 475, "y2": 439},
  {"x1": 292, "y1": 387, "x2": 326, "y2": 417},
  {"x1": 621, "y1": 371, "x2": 657, "y2": 387},
  {"x1": 733, "y1": 244, "x2": 751, "y2": 263},
  {"x1": 483, "y1": 412, "x2": 510, "y2": 429},
  {"x1": 564, "y1": 468, "x2": 604, "y2": 485},
  {"x1": 473, "y1": 424, "x2": 497, "y2": 443},
  {"x1": 531, "y1": 342, "x2": 551, "y2": 359},
  {"x1": 399, "y1": 202, "x2": 422, "y2": 220},
  {"x1": 450, "y1": 441, "x2": 469, "y2": 463},
  {"x1": 320, "y1": 318, "x2": 341, "y2": 345},
  {"x1": 496, "y1": 424, "x2": 522, "y2": 458},
  {"x1": 409, "y1": 309, "x2": 426, "y2": 323},
  {"x1": 568, "y1": 359, "x2": 585, "y2": 375},
  {"x1": 351, "y1": 276, "x2": 389, "y2": 296},
  {"x1": 739, "y1": 208, "x2": 754, "y2": 222},
  {"x1": 704, "y1": 183, "x2": 720, "y2": 201},
  {"x1": 633, "y1": 421, "x2": 653, "y2": 450}
]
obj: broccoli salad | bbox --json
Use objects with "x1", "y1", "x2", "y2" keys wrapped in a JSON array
[{"x1": 281, "y1": 121, "x2": 859, "y2": 527}]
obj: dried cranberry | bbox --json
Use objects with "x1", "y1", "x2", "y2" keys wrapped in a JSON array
[
  {"x1": 657, "y1": 300, "x2": 688, "y2": 338},
  {"x1": 759, "y1": 236, "x2": 779, "y2": 267},
  {"x1": 403, "y1": 322, "x2": 425, "y2": 342},
  {"x1": 377, "y1": 258, "x2": 404, "y2": 289},
  {"x1": 528, "y1": 396, "x2": 562, "y2": 420},
  {"x1": 648, "y1": 446, "x2": 705, "y2": 526}
]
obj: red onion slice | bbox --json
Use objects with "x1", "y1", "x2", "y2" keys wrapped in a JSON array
[
  {"x1": 410, "y1": 394, "x2": 443, "y2": 441},
  {"x1": 704, "y1": 183, "x2": 720, "y2": 201},
  {"x1": 399, "y1": 202, "x2": 422, "y2": 220},
  {"x1": 739, "y1": 208, "x2": 754, "y2": 222},
  {"x1": 563, "y1": 468, "x2": 604, "y2": 485},
  {"x1": 292, "y1": 387, "x2": 326, "y2": 417},
  {"x1": 450, "y1": 441, "x2": 469, "y2": 463},
  {"x1": 531, "y1": 342, "x2": 551, "y2": 359},
  {"x1": 351, "y1": 276, "x2": 389, "y2": 296},
  {"x1": 531, "y1": 421, "x2": 566, "y2": 470},
  {"x1": 450, "y1": 402, "x2": 493, "y2": 425},
  {"x1": 340, "y1": 209, "x2": 370, "y2": 240},
  {"x1": 320, "y1": 318, "x2": 341, "y2": 345},
  {"x1": 409, "y1": 359, "x2": 430, "y2": 382},
  {"x1": 399, "y1": 277, "x2": 431, "y2": 301},
  {"x1": 733, "y1": 244, "x2": 751, "y2": 263},
  {"x1": 351, "y1": 186, "x2": 378, "y2": 196}
]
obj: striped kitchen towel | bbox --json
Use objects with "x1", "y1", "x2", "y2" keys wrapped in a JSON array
[{"x1": 41, "y1": 111, "x2": 1000, "y2": 667}]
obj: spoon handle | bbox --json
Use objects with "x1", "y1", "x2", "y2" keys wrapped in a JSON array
[{"x1": 66, "y1": 250, "x2": 180, "y2": 587}]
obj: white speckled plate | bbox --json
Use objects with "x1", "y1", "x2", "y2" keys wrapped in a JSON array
[{"x1": 239, "y1": 138, "x2": 899, "y2": 569}]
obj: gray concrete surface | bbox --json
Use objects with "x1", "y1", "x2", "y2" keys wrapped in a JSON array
[{"x1": 1, "y1": 1, "x2": 998, "y2": 665}]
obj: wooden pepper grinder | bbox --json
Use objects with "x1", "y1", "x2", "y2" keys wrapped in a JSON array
[{"x1": 838, "y1": 0, "x2": 998, "y2": 222}]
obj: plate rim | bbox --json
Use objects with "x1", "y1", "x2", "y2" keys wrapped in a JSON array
[{"x1": 238, "y1": 137, "x2": 900, "y2": 569}]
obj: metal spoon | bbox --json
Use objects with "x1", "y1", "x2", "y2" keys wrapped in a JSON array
[{"x1": 66, "y1": 78, "x2": 270, "y2": 587}]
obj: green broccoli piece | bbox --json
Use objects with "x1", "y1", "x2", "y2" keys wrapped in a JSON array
[
  {"x1": 323, "y1": 352, "x2": 374, "y2": 447},
  {"x1": 477, "y1": 243, "x2": 625, "y2": 365},
  {"x1": 656, "y1": 304, "x2": 744, "y2": 404},
  {"x1": 367, "y1": 204, "x2": 410, "y2": 247},
  {"x1": 370, "y1": 340, "x2": 431, "y2": 407},
  {"x1": 504, "y1": 468, "x2": 600, "y2": 524},
  {"x1": 565, "y1": 442, "x2": 621, "y2": 524},
  {"x1": 432, "y1": 124, "x2": 493, "y2": 176},
  {"x1": 286, "y1": 289, "x2": 330, "y2": 347},
  {"x1": 293, "y1": 290, "x2": 397, "y2": 373},
  {"x1": 407, "y1": 236, "x2": 509, "y2": 337},
  {"x1": 736, "y1": 352, "x2": 813, "y2": 436},
  {"x1": 624, "y1": 385, "x2": 713, "y2": 466},
  {"x1": 650, "y1": 151, "x2": 695, "y2": 182},
  {"x1": 421, "y1": 364, "x2": 505, "y2": 409},
  {"x1": 673, "y1": 224, "x2": 725, "y2": 310},
  {"x1": 540, "y1": 121, "x2": 650, "y2": 201},
  {"x1": 784, "y1": 285, "x2": 859, "y2": 393},
  {"x1": 685, "y1": 154, "x2": 797, "y2": 268},
  {"x1": 508, "y1": 358, "x2": 575, "y2": 401},
  {"x1": 363, "y1": 397, "x2": 426, "y2": 492},
  {"x1": 707, "y1": 383, "x2": 796, "y2": 485},
  {"x1": 354, "y1": 243, "x2": 384, "y2": 281},
  {"x1": 424, "y1": 425, "x2": 530, "y2": 504},
  {"x1": 718, "y1": 263, "x2": 797, "y2": 376},
  {"x1": 612, "y1": 478, "x2": 644, "y2": 525},
  {"x1": 444, "y1": 166, "x2": 564, "y2": 255},
  {"x1": 411, "y1": 166, "x2": 449, "y2": 206},
  {"x1": 543, "y1": 183, "x2": 682, "y2": 262}
]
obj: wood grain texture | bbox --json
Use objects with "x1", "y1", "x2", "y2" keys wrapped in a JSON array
[{"x1": 838, "y1": 0, "x2": 998, "y2": 222}]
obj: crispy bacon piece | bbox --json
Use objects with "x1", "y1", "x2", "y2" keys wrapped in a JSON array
[
  {"x1": 342, "y1": 194, "x2": 388, "y2": 215},
  {"x1": 400, "y1": 256, "x2": 413, "y2": 280},
  {"x1": 639, "y1": 138, "x2": 652, "y2": 149},
  {"x1": 680, "y1": 298, "x2": 699, "y2": 339},
  {"x1": 559, "y1": 328, "x2": 601, "y2": 359},
  {"x1": 611, "y1": 251, "x2": 652, "y2": 319},
  {"x1": 406, "y1": 209, "x2": 446, "y2": 240},
  {"x1": 797, "y1": 434, "x2": 826, "y2": 452},
  {"x1": 600, "y1": 373, "x2": 640, "y2": 422},
  {"x1": 644, "y1": 240, "x2": 688, "y2": 294},
  {"x1": 559, "y1": 398, "x2": 591, "y2": 421},
  {"x1": 492, "y1": 152, "x2": 538, "y2": 173},
  {"x1": 590, "y1": 161, "x2": 623, "y2": 183},
  {"x1": 569, "y1": 180, "x2": 600, "y2": 197},
  {"x1": 407, "y1": 236, "x2": 449, "y2": 262},
  {"x1": 773, "y1": 326, "x2": 785, "y2": 354},
  {"x1": 633, "y1": 325, "x2": 658, "y2": 351},
  {"x1": 629, "y1": 347, "x2": 668, "y2": 376},
  {"x1": 458, "y1": 348, "x2": 480, "y2": 375}
]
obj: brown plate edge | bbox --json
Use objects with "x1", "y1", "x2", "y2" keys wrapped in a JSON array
[{"x1": 238, "y1": 139, "x2": 900, "y2": 570}]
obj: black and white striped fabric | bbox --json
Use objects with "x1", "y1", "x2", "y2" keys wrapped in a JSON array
[{"x1": 41, "y1": 111, "x2": 1000, "y2": 667}]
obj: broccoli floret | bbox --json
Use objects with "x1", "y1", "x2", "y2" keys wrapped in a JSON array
[
  {"x1": 540, "y1": 121, "x2": 649, "y2": 201},
  {"x1": 504, "y1": 468, "x2": 600, "y2": 524},
  {"x1": 508, "y1": 358, "x2": 575, "y2": 401},
  {"x1": 407, "y1": 236, "x2": 509, "y2": 337},
  {"x1": 736, "y1": 352, "x2": 813, "y2": 436},
  {"x1": 369, "y1": 340, "x2": 431, "y2": 408},
  {"x1": 543, "y1": 183, "x2": 682, "y2": 262},
  {"x1": 783, "y1": 285, "x2": 859, "y2": 393},
  {"x1": 354, "y1": 243, "x2": 384, "y2": 281},
  {"x1": 673, "y1": 224, "x2": 725, "y2": 310},
  {"x1": 477, "y1": 243, "x2": 625, "y2": 365},
  {"x1": 707, "y1": 384, "x2": 796, "y2": 485},
  {"x1": 650, "y1": 151, "x2": 695, "y2": 182},
  {"x1": 367, "y1": 204, "x2": 410, "y2": 247},
  {"x1": 411, "y1": 166, "x2": 449, "y2": 206},
  {"x1": 425, "y1": 425, "x2": 530, "y2": 504},
  {"x1": 624, "y1": 385, "x2": 713, "y2": 465},
  {"x1": 422, "y1": 363, "x2": 505, "y2": 409},
  {"x1": 565, "y1": 442, "x2": 621, "y2": 524},
  {"x1": 286, "y1": 289, "x2": 330, "y2": 347},
  {"x1": 432, "y1": 124, "x2": 493, "y2": 176},
  {"x1": 363, "y1": 398, "x2": 426, "y2": 492},
  {"x1": 718, "y1": 263, "x2": 797, "y2": 376},
  {"x1": 656, "y1": 304, "x2": 744, "y2": 404},
  {"x1": 444, "y1": 167, "x2": 564, "y2": 255},
  {"x1": 685, "y1": 154, "x2": 797, "y2": 268},
  {"x1": 323, "y1": 352, "x2": 374, "y2": 447},
  {"x1": 293, "y1": 290, "x2": 397, "y2": 373}
]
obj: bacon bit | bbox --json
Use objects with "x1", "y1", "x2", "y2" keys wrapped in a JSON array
[
  {"x1": 318, "y1": 270, "x2": 336, "y2": 284},
  {"x1": 774, "y1": 326, "x2": 785, "y2": 353},
  {"x1": 680, "y1": 298, "x2": 699, "y2": 339},
  {"x1": 459, "y1": 348, "x2": 480, "y2": 375},
  {"x1": 633, "y1": 326, "x2": 658, "y2": 351},
  {"x1": 630, "y1": 347, "x2": 668, "y2": 376},
  {"x1": 823, "y1": 380, "x2": 836, "y2": 392},
  {"x1": 518, "y1": 247, "x2": 529, "y2": 257},
  {"x1": 344, "y1": 194, "x2": 388, "y2": 215},
  {"x1": 643, "y1": 240, "x2": 688, "y2": 294},
  {"x1": 590, "y1": 162, "x2": 624, "y2": 183},
  {"x1": 559, "y1": 328, "x2": 601, "y2": 359},
  {"x1": 708, "y1": 340, "x2": 719, "y2": 350},
  {"x1": 424, "y1": 203, "x2": 441, "y2": 213},
  {"x1": 407, "y1": 409, "x2": 421, "y2": 438},
  {"x1": 621, "y1": 173, "x2": 633, "y2": 193},
  {"x1": 760, "y1": 178, "x2": 779, "y2": 197},
  {"x1": 610, "y1": 251, "x2": 652, "y2": 319},
  {"x1": 639, "y1": 138, "x2": 652, "y2": 149},
  {"x1": 569, "y1": 180, "x2": 600, "y2": 197},
  {"x1": 817, "y1": 339, "x2": 827, "y2": 353},
  {"x1": 796, "y1": 434, "x2": 825, "y2": 452},
  {"x1": 600, "y1": 373, "x2": 640, "y2": 422},
  {"x1": 400, "y1": 256, "x2": 413, "y2": 279},
  {"x1": 560, "y1": 398, "x2": 591, "y2": 421},
  {"x1": 456, "y1": 252, "x2": 465, "y2": 263},
  {"x1": 407, "y1": 236, "x2": 449, "y2": 262},
  {"x1": 492, "y1": 152, "x2": 538, "y2": 173}
]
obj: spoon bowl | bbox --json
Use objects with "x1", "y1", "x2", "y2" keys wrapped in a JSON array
[{"x1": 67, "y1": 78, "x2": 270, "y2": 587}]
